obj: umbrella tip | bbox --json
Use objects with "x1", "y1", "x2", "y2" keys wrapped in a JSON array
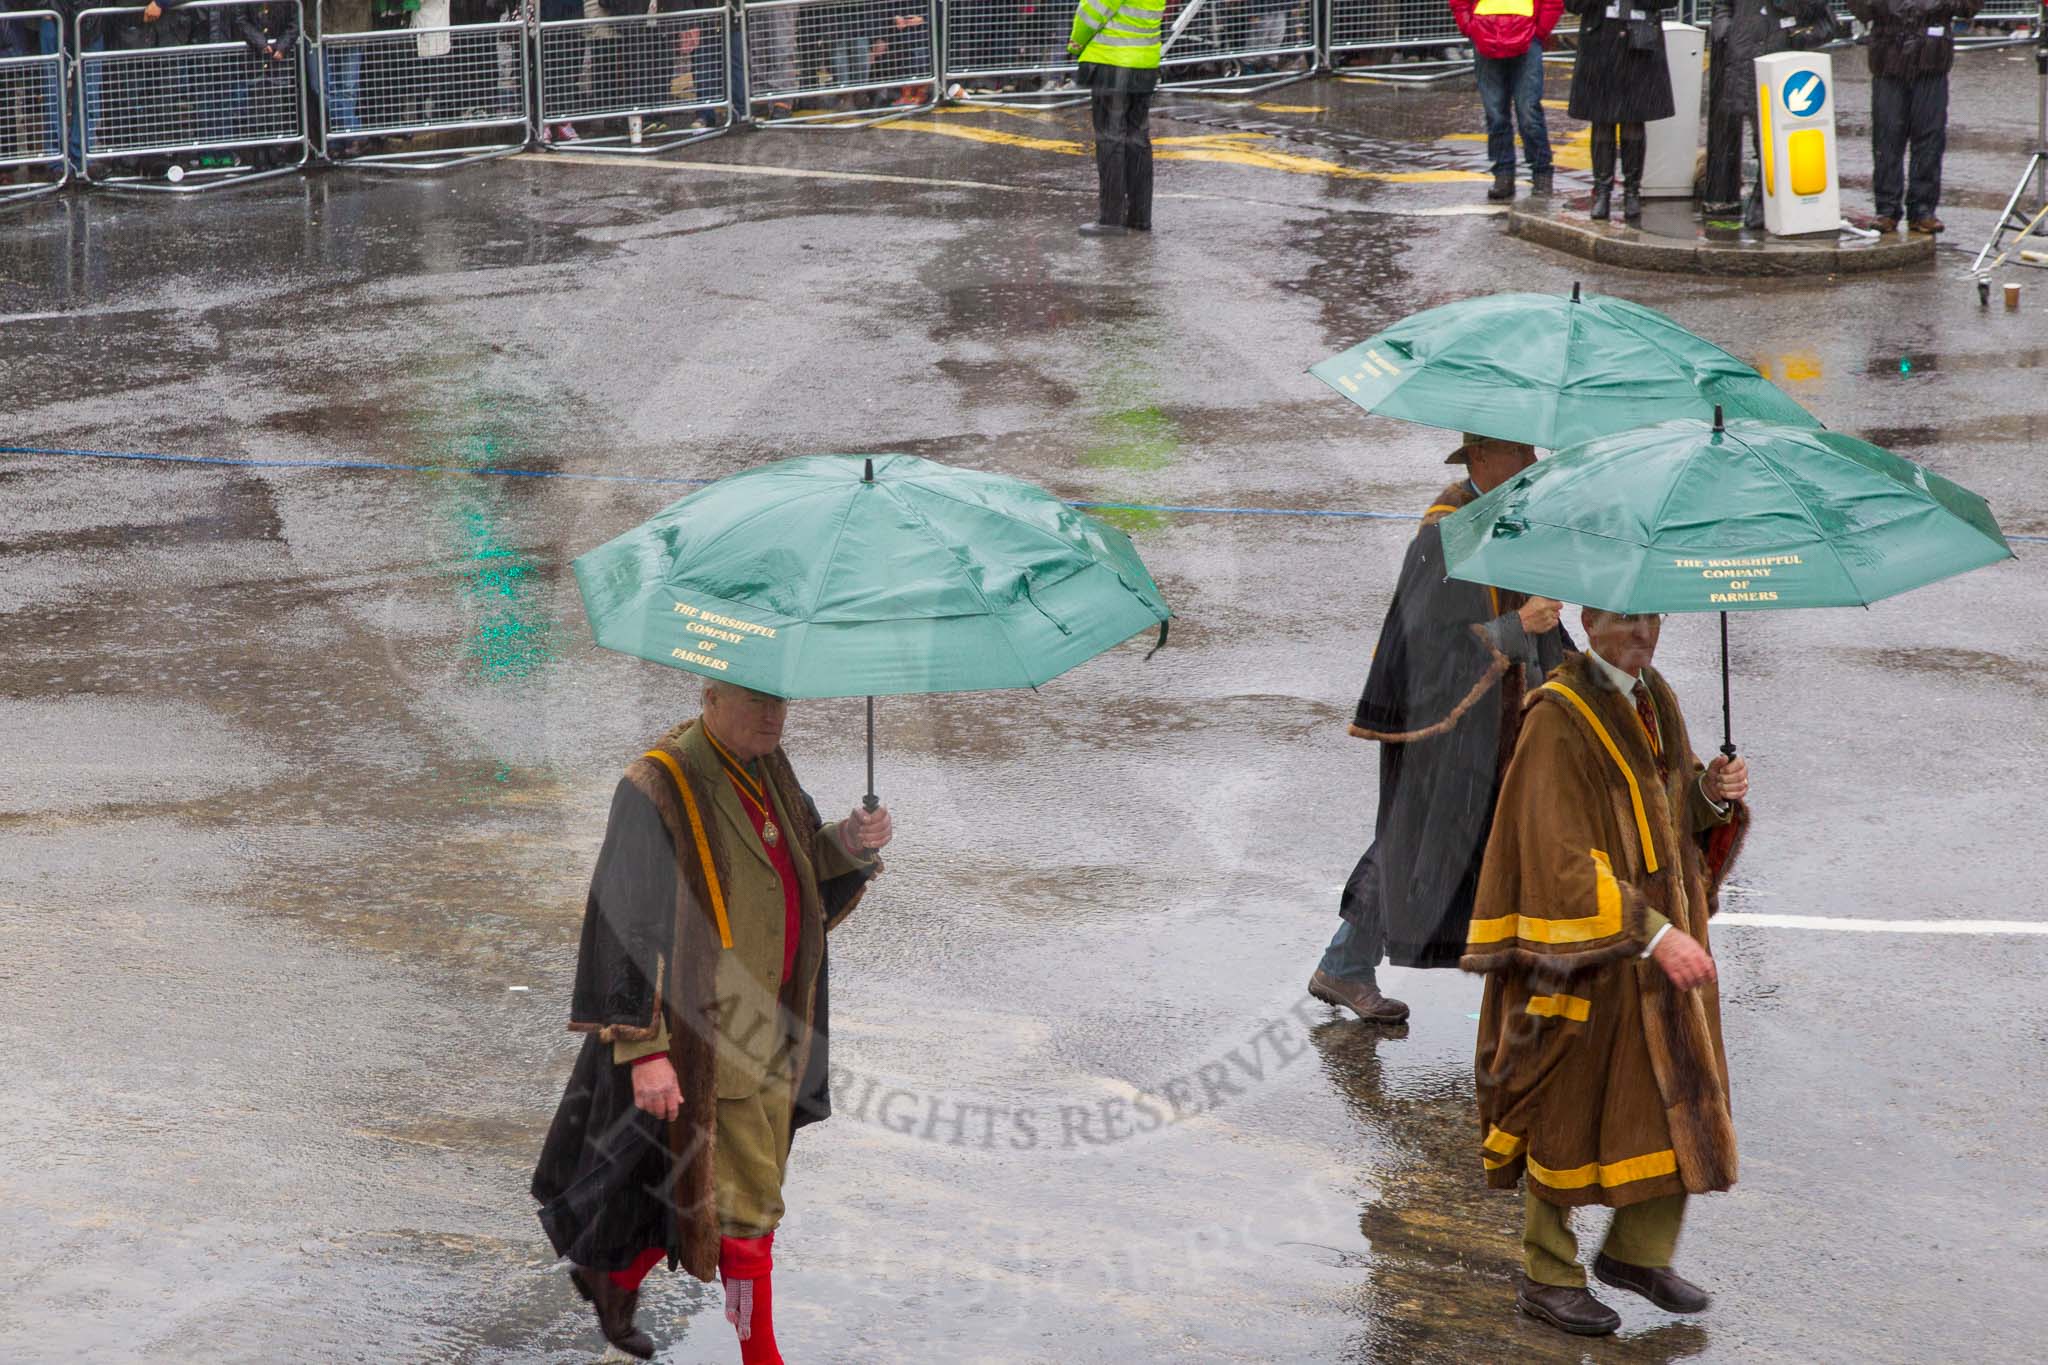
[
  {"x1": 1571, "y1": 281, "x2": 1581, "y2": 303},
  {"x1": 863, "y1": 457, "x2": 874, "y2": 483},
  {"x1": 1712, "y1": 405, "x2": 1724, "y2": 434}
]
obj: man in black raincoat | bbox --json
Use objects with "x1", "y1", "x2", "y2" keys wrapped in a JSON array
[
  {"x1": 531, "y1": 681, "x2": 888, "y2": 1363},
  {"x1": 1309, "y1": 435, "x2": 1573, "y2": 1025},
  {"x1": 1702, "y1": 0, "x2": 1842, "y2": 227}
]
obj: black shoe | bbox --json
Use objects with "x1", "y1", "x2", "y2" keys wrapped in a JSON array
[
  {"x1": 1077, "y1": 222, "x2": 1128, "y2": 237},
  {"x1": 1124, "y1": 221, "x2": 1152, "y2": 232},
  {"x1": 1531, "y1": 170, "x2": 1553, "y2": 197},
  {"x1": 1590, "y1": 183, "x2": 1612, "y2": 221},
  {"x1": 1594, "y1": 1253, "x2": 1712, "y2": 1313},
  {"x1": 1623, "y1": 186, "x2": 1642, "y2": 225},
  {"x1": 1487, "y1": 170, "x2": 1515, "y2": 202},
  {"x1": 1516, "y1": 1277, "x2": 1621, "y2": 1336},
  {"x1": 569, "y1": 1266, "x2": 656, "y2": 1360}
]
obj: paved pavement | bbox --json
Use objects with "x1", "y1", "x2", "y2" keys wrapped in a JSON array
[{"x1": 4, "y1": 46, "x2": 2046, "y2": 1365}]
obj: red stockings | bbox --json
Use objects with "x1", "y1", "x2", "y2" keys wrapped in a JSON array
[{"x1": 719, "y1": 1233, "x2": 782, "y2": 1365}]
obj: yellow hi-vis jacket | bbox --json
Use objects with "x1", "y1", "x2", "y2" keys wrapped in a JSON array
[{"x1": 1069, "y1": 0, "x2": 1163, "y2": 70}]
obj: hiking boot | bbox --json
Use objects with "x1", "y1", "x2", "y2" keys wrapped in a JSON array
[
  {"x1": 1870, "y1": 215, "x2": 1899, "y2": 233},
  {"x1": 1530, "y1": 170, "x2": 1553, "y2": 196},
  {"x1": 1516, "y1": 1277, "x2": 1621, "y2": 1336},
  {"x1": 1909, "y1": 215, "x2": 1945, "y2": 235},
  {"x1": 1487, "y1": 169, "x2": 1515, "y2": 202},
  {"x1": 1308, "y1": 969, "x2": 1409, "y2": 1023},
  {"x1": 1594, "y1": 1253, "x2": 1712, "y2": 1313}
]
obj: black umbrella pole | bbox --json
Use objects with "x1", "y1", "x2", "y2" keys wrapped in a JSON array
[
  {"x1": 1719, "y1": 611, "x2": 1738, "y2": 759},
  {"x1": 864, "y1": 695, "x2": 880, "y2": 813}
]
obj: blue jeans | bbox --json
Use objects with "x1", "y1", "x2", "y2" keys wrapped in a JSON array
[
  {"x1": 829, "y1": 35, "x2": 871, "y2": 92},
  {"x1": 324, "y1": 44, "x2": 363, "y2": 132},
  {"x1": 1317, "y1": 845, "x2": 1386, "y2": 987},
  {"x1": 68, "y1": 34, "x2": 103, "y2": 170},
  {"x1": 1473, "y1": 44, "x2": 1550, "y2": 178}
]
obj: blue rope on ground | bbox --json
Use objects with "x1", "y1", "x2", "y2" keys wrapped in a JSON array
[{"x1": 4, "y1": 443, "x2": 2043, "y2": 542}]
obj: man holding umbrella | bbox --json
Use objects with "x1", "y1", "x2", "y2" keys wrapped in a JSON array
[
  {"x1": 532, "y1": 680, "x2": 891, "y2": 1363},
  {"x1": 1309, "y1": 434, "x2": 1572, "y2": 1025},
  {"x1": 1463, "y1": 606, "x2": 1748, "y2": 1336}
]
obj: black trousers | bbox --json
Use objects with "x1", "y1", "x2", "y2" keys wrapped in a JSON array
[
  {"x1": 1091, "y1": 90, "x2": 1153, "y2": 229},
  {"x1": 1871, "y1": 72, "x2": 1949, "y2": 221},
  {"x1": 1588, "y1": 121, "x2": 1646, "y2": 188}
]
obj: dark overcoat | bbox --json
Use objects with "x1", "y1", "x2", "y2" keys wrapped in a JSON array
[
  {"x1": 1344, "y1": 482, "x2": 1573, "y2": 969},
  {"x1": 1565, "y1": 0, "x2": 1675, "y2": 124},
  {"x1": 531, "y1": 731, "x2": 874, "y2": 1280}
]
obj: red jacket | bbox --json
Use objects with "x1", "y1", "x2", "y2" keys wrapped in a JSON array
[{"x1": 1449, "y1": 0, "x2": 1563, "y2": 59}]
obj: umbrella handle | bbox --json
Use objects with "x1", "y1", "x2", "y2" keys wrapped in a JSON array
[
  {"x1": 864, "y1": 695, "x2": 880, "y2": 813},
  {"x1": 1719, "y1": 611, "x2": 1738, "y2": 760}
]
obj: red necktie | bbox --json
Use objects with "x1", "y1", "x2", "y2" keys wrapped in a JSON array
[{"x1": 1633, "y1": 682, "x2": 1667, "y2": 774}]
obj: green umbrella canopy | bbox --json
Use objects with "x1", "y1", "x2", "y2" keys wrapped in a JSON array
[
  {"x1": 1438, "y1": 416, "x2": 2013, "y2": 615},
  {"x1": 1310, "y1": 288, "x2": 1820, "y2": 452},
  {"x1": 572, "y1": 454, "x2": 1172, "y2": 700}
]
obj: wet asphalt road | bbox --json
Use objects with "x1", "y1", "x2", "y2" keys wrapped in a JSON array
[{"x1": 4, "y1": 45, "x2": 2048, "y2": 1365}]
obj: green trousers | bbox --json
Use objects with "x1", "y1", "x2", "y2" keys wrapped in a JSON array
[
  {"x1": 1523, "y1": 1185, "x2": 1687, "y2": 1287},
  {"x1": 715, "y1": 1077, "x2": 794, "y2": 1239}
]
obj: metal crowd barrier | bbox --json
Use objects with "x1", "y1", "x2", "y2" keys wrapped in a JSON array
[
  {"x1": 1324, "y1": 0, "x2": 1469, "y2": 81},
  {"x1": 73, "y1": 2, "x2": 308, "y2": 191},
  {"x1": 535, "y1": 5, "x2": 734, "y2": 152},
  {"x1": 0, "y1": 10, "x2": 67, "y2": 202},
  {"x1": 318, "y1": 4, "x2": 528, "y2": 169},
  {"x1": 941, "y1": 0, "x2": 1083, "y2": 102},
  {"x1": 1158, "y1": 0, "x2": 1318, "y2": 93},
  {"x1": 742, "y1": 0, "x2": 939, "y2": 126}
]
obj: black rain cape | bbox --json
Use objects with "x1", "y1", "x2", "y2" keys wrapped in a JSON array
[{"x1": 1343, "y1": 489, "x2": 1572, "y2": 968}]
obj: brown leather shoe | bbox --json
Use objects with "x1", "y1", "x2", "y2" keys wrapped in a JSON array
[
  {"x1": 569, "y1": 1266, "x2": 656, "y2": 1360},
  {"x1": 1594, "y1": 1252, "x2": 1712, "y2": 1313},
  {"x1": 1516, "y1": 1276, "x2": 1621, "y2": 1336},
  {"x1": 1871, "y1": 215, "x2": 1899, "y2": 233},
  {"x1": 1308, "y1": 969, "x2": 1410, "y2": 1022},
  {"x1": 1909, "y1": 216, "x2": 1945, "y2": 235}
]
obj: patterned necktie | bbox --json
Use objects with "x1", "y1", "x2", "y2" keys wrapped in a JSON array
[{"x1": 1632, "y1": 681, "x2": 1666, "y2": 771}]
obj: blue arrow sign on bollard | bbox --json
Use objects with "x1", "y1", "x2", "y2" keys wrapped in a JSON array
[{"x1": 1783, "y1": 71, "x2": 1826, "y2": 117}]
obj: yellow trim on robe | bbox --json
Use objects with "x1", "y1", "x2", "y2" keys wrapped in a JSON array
[
  {"x1": 1525, "y1": 993, "x2": 1593, "y2": 1022},
  {"x1": 1484, "y1": 1125, "x2": 1526, "y2": 1157},
  {"x1": 645, "y1": 748, "x2": 735, "y2": 951},
  {"x1": 1466, "y1": 847, "x2": 1623, "y2": 945},
  {"x1": 1536, "y1": 681, "x2": 1661, "y2": 874},
  {"x1": 1424, "y1": 503, "x2": 1459, "y2": 519},
  {"x1": 1528, "y1": 1149, "x2": 1679, "y2": 1190}
]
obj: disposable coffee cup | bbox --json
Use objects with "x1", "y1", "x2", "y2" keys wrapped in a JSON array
[{"x1": 2006, "y1": 281, "x2": 2022, "y2": 311}]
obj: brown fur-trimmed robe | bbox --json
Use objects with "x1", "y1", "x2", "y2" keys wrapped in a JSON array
[
  {"x1": 1463, "y1": 652, "x2": 1748, "y2": 1210},
  {"x1": 532, "y1": 722, "x2": 874, "y2": 1280}
]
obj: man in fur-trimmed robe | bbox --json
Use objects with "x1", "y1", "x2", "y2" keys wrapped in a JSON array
[
  {"x1": 531, "y1": 680, "x2": 890, "y2": 1363},
  {"x1": 1311, "y1": 434, "x2": 1571, "y2": 1025},
  {"x1": 1462, "y1": 607, "x2": 1750, "y2": 1338}
]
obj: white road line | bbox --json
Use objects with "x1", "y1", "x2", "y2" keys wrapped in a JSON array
[{"x1": 1716, "y1": 913, "x2": 2048, "y2": 935}]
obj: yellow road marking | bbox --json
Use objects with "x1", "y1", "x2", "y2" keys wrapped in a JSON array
[
  {"x1": 1255, "y1": 103, "x2": 1326, "y2": 113},
  {"x1": 885, "y1": 118, "x2": 1488, "y2": 182}
]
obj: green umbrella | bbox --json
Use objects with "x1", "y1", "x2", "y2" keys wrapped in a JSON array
[
  {"x1": 1310, "y1": 285, "x2": 1821, "y2": 451},
  {"x1": 1439, "y1": 410, "x2": 2013, "y2": 753},
  {"x1": 573, "y1": 453, "x2": 1171, "y2": 803}
]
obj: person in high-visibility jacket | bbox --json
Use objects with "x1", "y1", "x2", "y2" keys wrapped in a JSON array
[
  {"x1": 1067, "y1": 0, "x2": 1163, "y2": 236},
  {"x1": 1449, "y1": 0, "x2": 1564, "y2": 203}
]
